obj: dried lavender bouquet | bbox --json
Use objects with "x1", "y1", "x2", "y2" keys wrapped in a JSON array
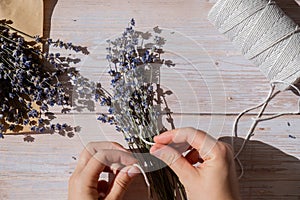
[
  {"x1": 95, "y1": 19, "x2": 187, "y2": 200},
  {"x1": 0, "y1": 19, "x2": 86, "y2": 138}
]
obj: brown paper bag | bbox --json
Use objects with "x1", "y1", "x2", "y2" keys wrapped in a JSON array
[
  {"x1": 0, "y1": 0, "x2": 43, "y2": 38},
  {"x1": 1, "y1": 0, "x2": 43, "y2": 134}
]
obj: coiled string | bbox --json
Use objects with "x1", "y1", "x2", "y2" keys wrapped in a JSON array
[
  {"x1": 208, "y1": 0, "x2": 300, "y2": 178},
  {"x1": 208, "y1": 0, "x2": 300, "y2": 91}
]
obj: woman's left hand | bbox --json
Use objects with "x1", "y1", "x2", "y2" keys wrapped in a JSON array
[{"x1": 68, "y1": 141, "x2": 139, "y2": 200}]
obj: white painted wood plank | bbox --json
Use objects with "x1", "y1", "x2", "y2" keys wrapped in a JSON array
[
  {"x1": 1, "y1": 115, "x2": 299, "y2": 199},
  {"x1": 1, "y1": 0, "x2": 300, "y2": 200},
  {"x1": 46, "y1": 0, "x2": 300, "y2": 114}
]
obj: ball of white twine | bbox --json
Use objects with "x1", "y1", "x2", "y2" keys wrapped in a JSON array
[
  {"x1": 208, "y1": 0, "x2": 300, "y2": 178},
  {"x1": 208, "y1": 0, "x2": 300, "y2": 91}
]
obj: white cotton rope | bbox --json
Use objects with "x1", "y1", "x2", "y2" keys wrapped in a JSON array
[
  {"x1": 208, "y1": 0, "x2": 300, "y2": 91},
  {"x1": 135, "y1": 126, "x2": 153, "y2": 199},
  {"x1": 138, "y1": 125, "x2": 156, "y2": 146},
  {"x1": 208, "y1": 0, "x2": 300, "y2": 178},
  {"x1": 232, "y1": 81, "x2": 300, "y2": 179},
  {"x1": 132, "y1": 163, "x2": 151, "y2": 200}
]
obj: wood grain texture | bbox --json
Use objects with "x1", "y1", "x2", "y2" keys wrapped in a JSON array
[{"x1": 0, "y1": 0, "x2": 300, "y2": 199}]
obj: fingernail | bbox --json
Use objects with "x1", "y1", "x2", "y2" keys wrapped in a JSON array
[
  {"x1": 127, "y1": 166, "x2": 140, "y2": 178},
  {"x1": 149, "y1": 145, "x2": 157, "y2": 154},
  {"x1": 153, "y1": 134, "x2": 164, "y2": 142}
]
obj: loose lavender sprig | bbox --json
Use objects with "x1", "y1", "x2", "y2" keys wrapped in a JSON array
[{"x1": 0, "y1": 19, "x2": 85, "y2": 137}]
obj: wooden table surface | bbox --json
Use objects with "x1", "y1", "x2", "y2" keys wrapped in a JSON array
[{"x1": 1, "y1": 0, "x2": 300, "y2": 199}]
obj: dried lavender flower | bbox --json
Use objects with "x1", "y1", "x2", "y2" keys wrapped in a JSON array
[
  {"x1": 95, "y1": 19, "x2": 186, "y2": 200},
  {"x1": 0, "y1": 19, "x2": 87, "y2": 137}
]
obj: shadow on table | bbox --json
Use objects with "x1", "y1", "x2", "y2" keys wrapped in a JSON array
[
  {"x1": 226, "y1": 5, "x2": 300, "y2": 197},
  {"x1": 2, "y1": 0, "x2": 92, "y2": 141},
  {"x1": 43, "y1": 0, "x2": 58, "y2": 52},
  {"x1": 276, "y1": 0, "x2": 300, "y2": 25},
  {"x1": 220, "y1": 136, "x2": 300, "y2": 199},
  {"x1": 118, "y1": 136, "x2": 300, "y2": 200}
]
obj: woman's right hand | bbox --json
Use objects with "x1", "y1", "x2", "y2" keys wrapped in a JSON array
[{"x1": 150, "y1": 127, "x2": 241, "y2": 200}]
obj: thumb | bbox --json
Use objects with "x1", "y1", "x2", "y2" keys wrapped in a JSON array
[
  {"x1": 105, "y1": 165, "x2": 139, "y2": 200},
  {"x1": 150, "y1": 144, "x2": 197, "y2": 186}
]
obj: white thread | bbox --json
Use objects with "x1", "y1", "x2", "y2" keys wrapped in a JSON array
[
  {"x1": 232, "y1": 84, "x2": 277, "y2": 138},
  {"x1": 138, "y1": 125, "x2": 155, "y2": 146},
  {"x1": 232, "y1": 81, "x2": 300, "y2": 157},
  {"x1": 271, "y1": 80, "x2": 300, "y2": 98},
  {"x1": 209, "y1": 0, "x2": 300, "y2": 179},
  {"x1": 232, "y1": 80, "x2": 300, "y2": 179},
  {"x1": 232, "y1": 85, "x2": 277, "y2": 158},
  {"x1": 208, "y1": 0, "x2": 300, "y2": 91},
  {"x1": 132, "y1": 163, "x2": 152, "y2": 200},
  {"x1": 135, "y1": 126, "x2": 153, "y2": 199}
]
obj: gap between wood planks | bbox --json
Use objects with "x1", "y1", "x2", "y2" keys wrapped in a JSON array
[{"x1": 44, "y1": 112, "x2": 300, "y2": 116}]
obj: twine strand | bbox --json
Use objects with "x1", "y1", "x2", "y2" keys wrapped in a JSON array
[
  {"x1": 138, "y1": 125, "x2": 155, "y2": 146},
  {"x1": 132, "y1": 163, "x2": 151, "y2": 200},
  {"x1": 232, "y1": 81, "x2": 300, "y2": 178},
  {"x1": 209, "y1": 0, "x2": 300, "y2": 179},
  {"x1": 208, "y1": 0, "x2": 300, "y2": 91}
]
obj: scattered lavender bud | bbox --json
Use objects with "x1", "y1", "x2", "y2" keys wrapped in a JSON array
[{"x1": 289, "y1": 134, "x2": 296, "y2": 139}]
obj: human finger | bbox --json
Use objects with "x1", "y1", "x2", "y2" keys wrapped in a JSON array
[
  {"x1": 81, "y1": 149, "x2": 138, "y2": 185},
  {"x1": 75, "y1": 142, "x2": 127, "y2": 174},
  {"x1": 150, "y1": 144, "x2": 198, "y2": 186},
  {"x1": 105, "y1": 165, "x2": 140, "y2": 200},
  {"x1": 153, "y1": 127, "x2": 217, "y2": 158}
]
